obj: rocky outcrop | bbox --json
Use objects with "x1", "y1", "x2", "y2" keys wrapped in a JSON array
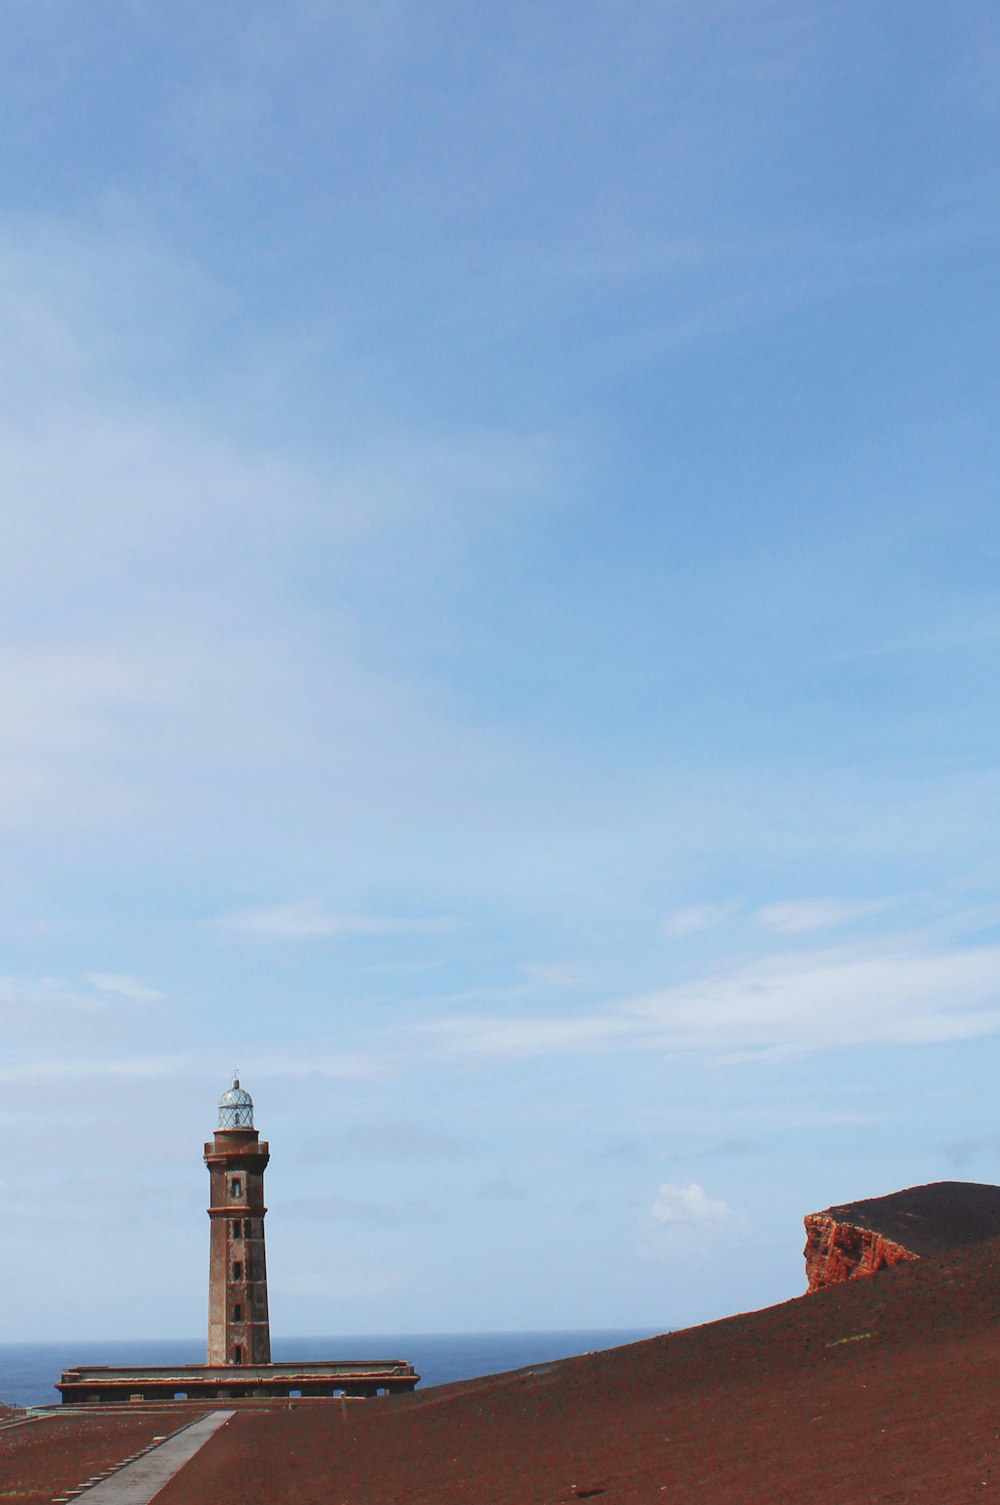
[
  {"x1": 804, "y1": 1180, "x2": 1000, "y2": 1293},
  {"x1": 804, "y1": 1213, "x2": 917, "y2": 1291}
]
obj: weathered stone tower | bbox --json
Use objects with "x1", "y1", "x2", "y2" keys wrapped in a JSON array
[{"x1": 205, "y1": 1076, "x2": 271, "y2": 1367}]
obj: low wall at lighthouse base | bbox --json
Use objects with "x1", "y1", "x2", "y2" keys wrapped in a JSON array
[{"x1": 57, "y1": 1359, "x2": 419, "y2": 1404}]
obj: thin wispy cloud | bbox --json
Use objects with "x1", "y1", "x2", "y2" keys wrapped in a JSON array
[
  {"x1": 836, "y1": 618, "x2": 1000, "y2": 662},
  {"x1": 636, "y1": 939, "x2": 1000, "y2": 1053},
  {"x1": 518, "y1": 961, "x2": 591, "y2": 988},
  {"x1": 0, "y1": 975, "x2": 162, "y2": 1015},
  {"x1": 86, "y1": 974, "x2": 165, "y2": 1004},
  {"x1": 664, "y1": 901, "x2": 743, "y2": 937},
  {"x1": 211, "y1": 900, "x2": 459, "y2": 941},
  {"x1": 416, "y1": 938, "x2": 1000, "y2": 1062},
  {"x1": 0, "y1": 1054, "x2": 186, "y2": 1084},
  {"x1": 417, "y1": 1013, "x2": 633, "y2": 1060},
  {"x1": 755, "y1": 898, "x2": 895, "y2": 935}
]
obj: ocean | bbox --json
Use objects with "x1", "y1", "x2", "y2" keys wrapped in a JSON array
[{"x1": 0, "y1": 1329, "x2": 659, "y2": 1409}]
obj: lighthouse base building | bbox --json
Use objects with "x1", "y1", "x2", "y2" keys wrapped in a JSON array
[{"x1": 58, "y1": 1077, "x2": 418, "y2": 1404}]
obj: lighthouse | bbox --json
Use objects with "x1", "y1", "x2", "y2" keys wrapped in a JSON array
[
  {"x1": 57, "y1": 1076, "x2": 420, "y2": 1402},
  {"x1": 204, "y1": 1075, "x2": 271, "y2": 1367}
]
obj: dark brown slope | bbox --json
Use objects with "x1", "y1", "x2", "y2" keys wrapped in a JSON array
[
  {"x1": 817, "y1": 1180, "x2": 1000, "y2": 1255},
  {"x1": 155, "y1": 1235, "x2": 1000, "y2": 1505}
]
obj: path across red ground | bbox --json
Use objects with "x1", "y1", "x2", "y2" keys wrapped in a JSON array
[{"x1": 0, "y1": 1407, "x2": 210, "y2": 1505}]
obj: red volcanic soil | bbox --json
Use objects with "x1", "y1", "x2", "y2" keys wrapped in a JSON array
[
  {"x1": 0, "y1": 1406, "x2": 210, "y2": 1505},
  {"x1": 816, "y1": 1180, "x2": 1000, "y2": 1253},
  {"x1": 151, "y1": 1237, "x2": 1000, "y2": 1505}
]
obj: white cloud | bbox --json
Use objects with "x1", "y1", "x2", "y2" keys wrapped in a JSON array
[
  {"x1": 664, "y1": 901, "x2": 742, "y2": 937},
  {"x1": 755, "y1": 897, "x2": 894, "y2": 934},
  {"x1": 211, "y1": 900, "x2": 458, "y2": 941},
  {"x1": 651, "y1": 1182, "x2": 731, "y2": 1226},
  {"x1": 416, "y1": 938, "x2": 1000, "y2": 1061},
  {"x1": 624, "y1": 940, "x2": 1000, "y2": 1055}
]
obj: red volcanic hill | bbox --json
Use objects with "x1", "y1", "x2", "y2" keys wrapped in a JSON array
[
  {"x1": 7, "y1": 1185, "x2": 1000, "y2": 1504},
  {"x1": 146, "y1": 1234, "x2": 1000, "y2": 1505},
  {"x1": 804, "y1": 1179, "x2": 1000, "y2": 1291}
]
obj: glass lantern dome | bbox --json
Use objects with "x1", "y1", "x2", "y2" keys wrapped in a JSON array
[{"x1": 218, "y1": 1074, "x2": 255, "y2": 1129}]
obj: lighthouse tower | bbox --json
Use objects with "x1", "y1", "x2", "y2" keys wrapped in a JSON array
[{"x1": 204, "y1": 1076, "x2": 271, "y2": 1367}]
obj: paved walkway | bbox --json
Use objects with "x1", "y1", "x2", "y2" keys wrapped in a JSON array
[{"x1": 55, "y1": 1411, "x2": 234, "y2": 1504}]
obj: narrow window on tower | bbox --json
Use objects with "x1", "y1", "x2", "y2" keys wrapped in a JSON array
[
  {"x1": 233, "y1": 1303, "x2": 243, "y2": 1322},
  {"x1": 234, "y1": 1345, "x2": 243, "y2": 1366},
  {"x1": 232, "y1": 1177, "x2": 242, "y2": 1198},
  {"x1": 233, "y1": 1261, "x2": 242, "y2": 1281},
  {"x1": 232, "y1": 1219, "x2": 242, "y2": 1238}
]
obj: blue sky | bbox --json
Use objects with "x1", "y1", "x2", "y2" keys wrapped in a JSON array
[{"x1": 3, "y1": 1, "x2": 1000, "y2": 1343}]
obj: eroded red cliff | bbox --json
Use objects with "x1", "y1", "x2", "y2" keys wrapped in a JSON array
[
  {"x1": 804, "y1": 1180, "x2": 1000, "y2": 1292},
  {"x1": 804, "y1": 1212, "x2": 917, "y2": 1292}
]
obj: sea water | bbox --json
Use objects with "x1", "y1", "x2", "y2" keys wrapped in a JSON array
[{"x1": 0, "y1": 1329, "x2": 658, "y2": 1409}]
